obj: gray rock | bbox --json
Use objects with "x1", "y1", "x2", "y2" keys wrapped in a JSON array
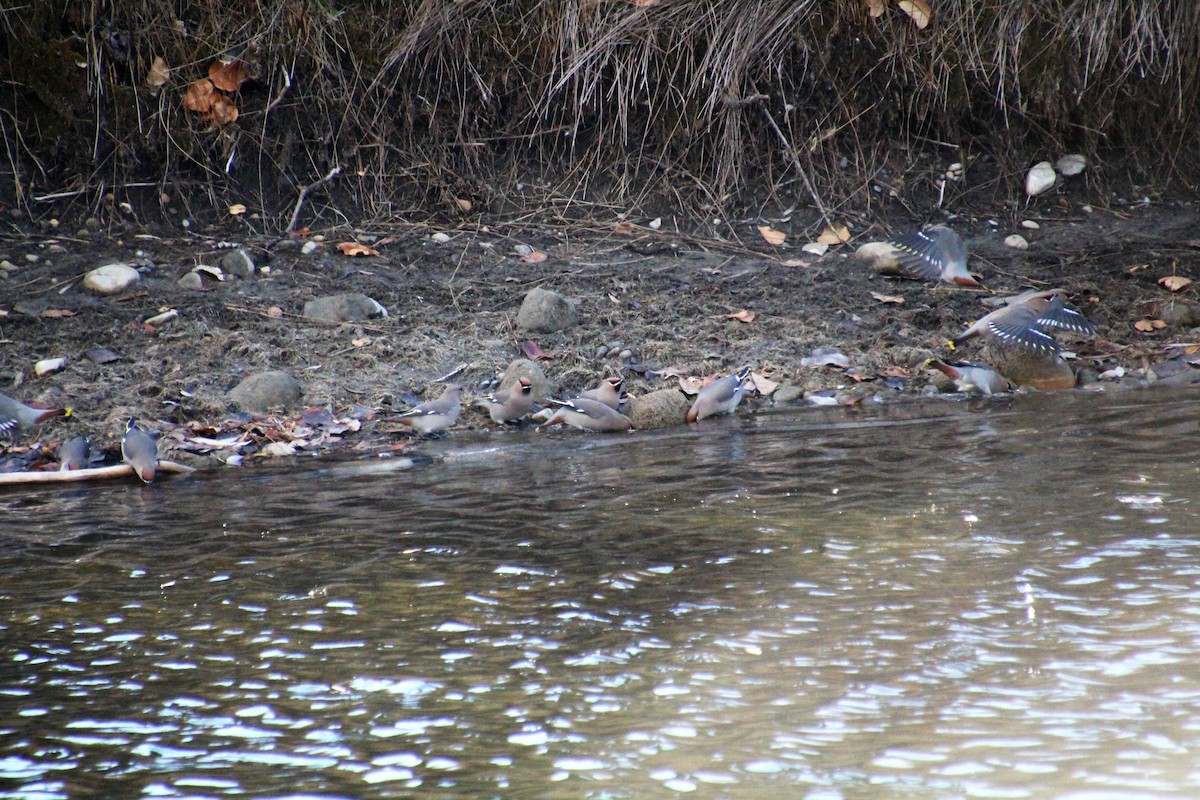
[
  {"x1": 221, "y1": 248, "x2": 256, "y2": 278},
  {"x1": 516, "y1": 287, "x2": 578, "y2": 332},
  {"x1": 303, "y1": 293, "x2": 387, "y2": 322},
  {"x1": 83, "y1": 263, "x2": 140, "y2": 295},
  {"x1": 1158, "y1": 300, "x2": 1199, "y2": 328},
  {"x1": 227, "y1": 370, "x2": 303, "y2": 412},
  {"x1": 772, "y1": 384, "x2": 805, "y2": 404},
  {"x1": 989, "y1": 348, "x2": 1077, "y2": 391},
  {"x1": 177, "y1": 271, "x2": 204, "y2": 290}
]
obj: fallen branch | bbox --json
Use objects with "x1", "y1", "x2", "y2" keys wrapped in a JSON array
[
  {"x1": 285, "y1": 165, "x2": 342, "y2": 234},
  {"x1": 0, "y1": 460, "x2": 196, "y2": 486}
]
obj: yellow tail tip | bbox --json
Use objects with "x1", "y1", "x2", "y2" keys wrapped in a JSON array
[
  {"x1": 946, "y1": 340, "x2": 956, "y2": 350},
  {"x1": 63, "y1": 407, "x2": 74, "y2": 418}
]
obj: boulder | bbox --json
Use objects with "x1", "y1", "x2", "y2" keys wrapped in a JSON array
[
  {"x1": 629, "y1": 388, "x2": 691, "y2": 430},
  {"x1": 516, "y1": 287, "x2": 578, "y2": 332},
  {"x1": 227, "y1": 370, "x2": 303, "y2": 412},
  {"x1": 303, "y1": 293, "x2": 387, "y2": 322},
  {"x1": 83, "y1": 263, "x2": 140, "y2": 295},
  {"x1": 498, "y1": 359, "x2": 551, "y2": 403}
]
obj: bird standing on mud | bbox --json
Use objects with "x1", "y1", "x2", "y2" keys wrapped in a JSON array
[
  {"x1": 950, "y1": 289, "x2": 1096, "y2": 353},
  {"x1": 540, "y1": 397, "x2": 632, "y2": 432},
  {"x1": 887, "y1": 224, "x2": 981, "y2": 287},
  {"x1": 478, "y1": 377, "x2": 534, "y2": 424},
  {"x1": 395, "y1": 385, "x2": 462, "y2": 435},
  {"x1": 121, "y1": 418, "x2": 159, "y2": 483},
  {"x1": 0, "y1": 392, "x2": 72, "y2": 437},
  {"x1": 687, "y1": 367, "x2": 753, "y2": 422}
]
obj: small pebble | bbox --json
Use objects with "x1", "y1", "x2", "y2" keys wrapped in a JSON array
[
  {"x1": 0, "y1": 259, "x2": 17, "y2": 272},
  {"x1": 1056, "y1": 153, "x2": 1087, "y2": 176},
  {"x1": 606, "y1": 340, "x2": 623, "y2": 351},
  {"x1": 301, "y1": 240, "x2": 319, "y2": 255},
  {"x1": 1020, "y1": 220, "x2": 1040, "y2": 230},
  {"x1": 1004, "y1": 234, "x2": 1029, "y2": 250},
  {"x1": 618, "y1": 349, "x2": 633, "y2": 361},
  {"x1": 24, "y1": 253, "x2": 39, "y2": 263},
  {"x1": 596, "y1": 345, "x2": 610, "y2": 358}
]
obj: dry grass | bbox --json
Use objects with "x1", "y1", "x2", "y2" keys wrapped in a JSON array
[{"x1": 2, "y1": 0, "x2": 1197, "y2": 230}]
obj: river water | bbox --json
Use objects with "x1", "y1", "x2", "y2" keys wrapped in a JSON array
[{"x1": 4, "y1": 387, "x2": 1200, "y2": 799}]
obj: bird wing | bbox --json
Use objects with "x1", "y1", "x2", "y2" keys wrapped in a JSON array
[
  {"x1": 1036, "y1": 294, "x2": 1097, "y2": 335},
  {"x1": 887, "y1": 230, "x2": 945, "y2": 281},
  {"x1": 986, "y1": 305, "x2": 1061, "y2": 353}
]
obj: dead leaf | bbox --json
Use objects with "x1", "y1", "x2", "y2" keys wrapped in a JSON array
[
  {"x1": 880, "y1": 366, "x2": 912, "y2": 378},
  {"x1": 208, "y1": 58, "x2": 249, "y2": 93},
  {"x1": 520, "y1": 250, "x2": 548, "y2": 264},
  {"x1": 228, "y1": 203, "x2": 247, "y2": 216},
  {"x1": 816, "y1": 223, "x2": 852, "y2": 245},
  {"x1": 864, "y1": 0, "x2": 885, "y2": 17},
  {"x1": 41, "y1": 308, "x2": 77, "y2": 318},
  {"x1": 337, "y1": 242, "x2": 380, "y2": 257},
  {"x1": 1134, "y1": 319, "x2": 1167, "y2": 332},
  {"x1": 352, "y1": 337, "x2": 371, "y2": 347},
  {"x1": 726, "y1": 309, "x2": 756, "y2": 323},
  {"x1": 897, "y1": 0, "x2": 932, "y2": 29},
  {"x1": 145, "y1": 56, "x2": 170, "y2": 89},
  {"x1": 802, "y1": 242, "x2": 829, "y2": 256},
  {"x1": 633, "y1": 0, "x2": 660, "y2": 6},
  {"x1": 1159, "y1": 275, "x2": 1192, "y2": 292},
  {"x1": 608, "y1": 293, "x2": 621, "y2": 305},
  {"x1": 209, "y1": 94, "x2": 239, "y2": 126},
  {"x1": 677, "y1": 376, "x2": 707, "y2": 395},
  {"x1": 757, "y1": 225, "x2": 787, "y2": 246},
  {"x1": 871, "y1": 292, "x2": 905, "y2": 304},
  {"x1": 780, "y1": 258, "x2": 810, "y2": 267},
  {"x1": 454, "y1": 197, "x2": 472, "y2": 212},
  {"x1": 183, "y1": 79, "x2": 215, "y2": 113},
  {"x1": 750, "y1": 371, "x2": 779, "y2": 395},
  {"x1": 614, "y1": 222, "x2": 634, "y2": 235},
  {"x1": 522, "y1": 340, "x2": 553, "y2": 361}
]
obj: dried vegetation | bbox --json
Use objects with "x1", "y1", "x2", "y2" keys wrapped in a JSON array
[{"x1": 1, "y1": 1, "x2": 1197, "y2": 229}]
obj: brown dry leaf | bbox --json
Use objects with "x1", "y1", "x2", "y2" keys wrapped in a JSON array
[
  {"x1": 520, "y1": 250, "x2": 548, "y2": 264},
  {"x1": 726, "y1": 309, "x2": 756, "y2": 323},
  {"x1": 145, "y1": 56, "x2": 170, "y2": 89},
  {"x1": 337, "y1": 242, "x2": 380, "y2": 257},
  {"x1": 351, "y1": 336, "x2": 371, "y2": 347},
  {"x1": 871, "y1": 292, "x2": 905, "y2": 304},
  {"x1": 1159, "y1": 275, "x2": 1192, "y2": 292},
  {"x1": 864, "y1": 0, "x2": 886, "y2": 17},
  {"x1": 208, "y1": 58, "x2": 249, "y2": 93},
  {"x1": 454, "y1": 197, "x2": 472, "y2": 212},
  {"x1": 521, "y1": 340, "x2": 553, "y2": 361},
  {"x1": 183, "y1": 79, "x2": 215, "y2": 113},
  {"x1": 1134, "y1": 319, "x2": 1167, "y2": 332},
  {"x1": 780, "y1": 257, "x2": 810, "y2": 267},
  {"x1": 816, "y1": 223, "x2": 852, "y2": 245},
  {"x1": 41, "y1": 308, "x2": 77, "y2": 318},
  {"x1": 750, "y1": 371, "x2": 779, "y2": 395},
  {"x1": 677, "y1": 376, "x2": 707, "y2": 395},
  {"x1": 228, "y1": 203, "x2": 247, "y2": 216},
  {"x1": 614, "y1": 222, "x2": 634, "y2": 235},
  {"x1": 757, "y1": 225, "x2": 787, "y2": 246},
  {"x1": 897, "y1": 0, "x2": 932, "y2": 29},
  {"x1": 267, "y1": 306, "x2": 284, "y2": 318},
  {"x1": 880, "y1": 366, "x2": 912, "y2": 378},
  {"x1": 210, "y1": 94, "x2": 239, "y2": 126}
]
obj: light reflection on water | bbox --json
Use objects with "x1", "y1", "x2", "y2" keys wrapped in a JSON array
[{"x1": 4, "y1": 387, "x2": 1200, "y2": 798}]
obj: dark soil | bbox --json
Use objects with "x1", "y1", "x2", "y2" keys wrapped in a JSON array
[{"x1": 2, "y1": 186, "x2": 1199, "y2": 472}]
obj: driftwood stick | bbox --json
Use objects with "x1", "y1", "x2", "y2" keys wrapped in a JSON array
[{"x1": 0, "y1": 460, "x2": 196, "y2": 486}]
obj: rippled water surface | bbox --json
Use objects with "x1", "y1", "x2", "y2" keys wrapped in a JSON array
[{"x1": 5, "y1": 388, "x2": 1200, "y2": 799}]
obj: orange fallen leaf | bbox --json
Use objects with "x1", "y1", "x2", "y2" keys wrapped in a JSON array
[
  {"x1": 614, "y1": 222, "x2": 634, "y2": 235},
  {"x1": 1134, "y1": 319, "x2": 1167, "y2": 332},
  {"x1": 337, "y1": 242, "x2": 380, "y2": 257},
  {"x1": 726, "y1": 309, "x2": 756, "y2": 323},
  {"x1": 145, "y1": 56, "x2": 170, "y2": 89},
  {"x1": 898, "y1": 0, "x2": 932, "y2": 28},
  {"x1": 871, "y1": 292, "x2": 905, "y2": 304},
  {"x1": 41, "y1": 308, "x2": 77, "y2": 318},
  {"x1": 183, "y1": 79, "x2": 215, "y2": 113},
  {"x1": 208, "y1": 58, "x2": 249, "y2": 93},
  {"x1": 454, "y1": 197, "x2": 472, "y2": 212},
  {"x1": 210, "y1": 94, "x2": 239, "y2": 126},
  {"x1": 1159, "y1": 275, "x2": 1192, "y2": 292},
  {"x1": 864, "y1": 0, "x2": 885, "y2": 17},
  {"x1": 520, "y1": 250, "x2": 548, "y2": 264},
  {"x1": 816, "y1": 222, "x2": 852, "y2": 245},
  {"x1": 757, "y1": 225, "x2": 787, "y2": 246}
]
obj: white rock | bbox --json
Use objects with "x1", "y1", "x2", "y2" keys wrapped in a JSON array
[
  {"x1": 1021, "y1": 220, "x2": 1040, "y2": 230},
  {"x1": 301, "y1": 240, "x2": 319, "y2": 255},
  {"x1": 1056, "y1": 154, "x2": 1087, "y2": 176},
  {"x1": 430, "y1": 232, "x2": 451, "y2": 243},
  {"x1": 1025, "y1": 161, "x2": 1057, "y2": 197},
  {"x1": 83, "y1": 263, "x2": 140, "y2": 295},
  {"x1": 35, "y1": 357, "x2": 66, "y2": 377},
  {"x1": 1004, "y1": 234, "x2": 1029, "y2": 250}
]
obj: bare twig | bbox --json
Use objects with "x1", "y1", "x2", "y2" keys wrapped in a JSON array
[{"x1": 285, "y1": 166, "x2": 342, "y2": 234}]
